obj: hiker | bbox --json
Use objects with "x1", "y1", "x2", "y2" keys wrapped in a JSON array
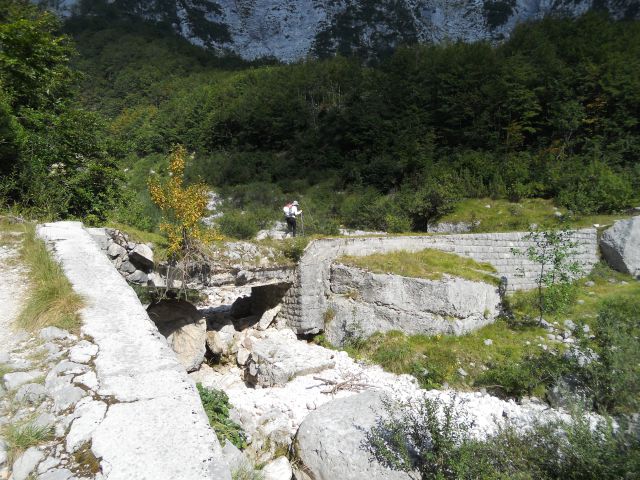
[{"x1": 283, "y1": 200, "x2": 302, "y2": 237}]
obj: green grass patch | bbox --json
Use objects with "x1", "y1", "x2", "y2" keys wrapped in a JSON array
[
  {"x1": 339, "y1": 248, "x2": 499, "y2": 285},
  {"x1": 508, "y1": 262, "x2": 640, "y2": 325},
  {"x1": 16, "y1": 225, "x2": 84, "y2": 332},
  {"x1": 3, "y1": 421, "x2": 54, "y2": 464},
  {"x1": 439, "y1": 197, "x2": 628, "y2": 233},
  {"x1": 0, "y1": 363, "x2": 14, "y2": 377},
  {"x1": 345, "y1": 320, "x2": 550, "y2": 393}
]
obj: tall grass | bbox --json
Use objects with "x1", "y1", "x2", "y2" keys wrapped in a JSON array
[{"x1": 16, "y1": 225, "x2": 83, "y2": 332}]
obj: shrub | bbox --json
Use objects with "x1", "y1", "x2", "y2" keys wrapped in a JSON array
[
  {"x1": 577, "y1": 296, "x2": 640, "y2": 414},
  {"x1": 475, "y1": 347, "x2": 569, "y2": 399},
  {"x1": 197, "y1": 383, "x2": 247, "y2": 449},
  {"x1": 366, "y1": 396, "x2": 479, "y2": 479},
  {"x1": 556, "y1": 160, "x2": 633, "y2": 214},
  {"x1": 406, "y1": 174, "x2": 460, "y2": 231},
  {"x1": 366, "y1": 396, "x2": 640, "y2": 479},
  {"x1": 280, "y1": 236, "x2": 310, "y2": 262},
  {"x1": 512, "y1": 228, "x2": 582, "y2": 318},
  {"x1": 218, "y1": 210, "x2": 260, "y2": 240},
  {"x1": 148, "y1": 145, "x2": 220, "y2": 256}
]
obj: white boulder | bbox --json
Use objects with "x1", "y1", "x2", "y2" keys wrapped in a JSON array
[
  {"x1": 600, "y1": 216, "x2": 640, "y2": 278},
  {"x1": 10, "y1": 447, "x2": 44, "y2": 480},
  {"x1": 293, "y1": 391, "x2": 410, "y2": 480}
]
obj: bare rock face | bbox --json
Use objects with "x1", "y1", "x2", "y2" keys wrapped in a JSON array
[
  {"x1": 244, "y1": 329, "x2": 335, "y2": 387},
  {"x1": 600, "y1": 216, "x2": 640, "y2": 278},
  {"x1": 326, "y1": 264, "x2": 501, "y2": 346},
  {"x1": 147, "y1": 300, "x2": 207, "y2": 372}
]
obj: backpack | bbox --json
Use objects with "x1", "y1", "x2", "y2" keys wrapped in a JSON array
[{"x1": 283, "y1": 203, "x2": 294, "y2": 218}]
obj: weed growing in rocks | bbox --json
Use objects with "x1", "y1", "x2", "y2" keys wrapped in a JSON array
[
  {"x1": 3, "y1": 421, "x2": 53, "y2": 464},
  {"x1": 197, "y1": 383, "x2": 247, "y2": 449},
  {"x1": 232, "y1": 464, "x2": 264, "y2": 480}
]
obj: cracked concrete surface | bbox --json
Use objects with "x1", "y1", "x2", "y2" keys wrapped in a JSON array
[{"x1": 37, "y1": 221, "x2": 231, "y2": 480}]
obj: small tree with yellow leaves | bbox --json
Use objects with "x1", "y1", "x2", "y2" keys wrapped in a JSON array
[{"x1": 148, "y1": 145, "x2": 219, "y2": 258}]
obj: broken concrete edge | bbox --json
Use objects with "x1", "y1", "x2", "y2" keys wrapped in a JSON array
[
  {"x1": 281, "y1": 228, "x2": 599, "y2": 335},
  {"x1": 36, "y1": 221, "x2": 231, "y2": 480}
]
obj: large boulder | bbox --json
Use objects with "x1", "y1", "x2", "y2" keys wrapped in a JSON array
[
  {"x1": 326, "y1": 264, "x2": 501, "y2": 346},
  {"x1": 600, "y1": 216, "x2": 640, "y2": 278},
  {"x1": 245, "y1": 329, "x2": 335, "y2": 387},
  {"x1": 293, "y1": 390, "x2": 410, "y2": 480},
  {"x1": 147, "y1": 300, "x2": 207, "y2": 372}
]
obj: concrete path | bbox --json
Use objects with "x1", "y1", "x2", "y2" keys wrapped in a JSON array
[{"x1": 37, "y1": 222, "x2": 231, "y2": 480}]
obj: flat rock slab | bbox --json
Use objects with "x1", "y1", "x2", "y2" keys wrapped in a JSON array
[
  {"x1": 92, "y1": 396, "x2": 228, "y2": 480},
  {"x1": 11, "y1": 447, "x2": 45, "y2": 480},
  {"x1": 245, "y1": 329, "x2": 335, "y2": 387},
  {"x1": 3, "y1": 370, "x2": 43, "y2": 391}
]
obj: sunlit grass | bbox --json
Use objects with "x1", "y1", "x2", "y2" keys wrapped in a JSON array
[
  {"x1": 339, "y1": 248, "x2": 499, "y2": 285},
  {"x1": 16, "y1": 224, "x2": 83, "y2": 332},
  {"x1": 346, "y1": 320, "x2": 548, "y2": 390},
  {"x1": 508, "y1": 262, "x2": 640, "y2": 327}
]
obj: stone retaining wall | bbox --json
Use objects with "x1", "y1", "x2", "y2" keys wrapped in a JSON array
[
  {"x1": 37, "y1": 222, "x2": 231, "y2": 480},
  {"x1": 280, "y1": 229, "x2": 598, "y2": 335}
]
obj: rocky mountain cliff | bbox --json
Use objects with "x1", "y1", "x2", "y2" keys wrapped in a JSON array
[{"x1": 43, "y1": 0, "x2": 639, "y2": 61}]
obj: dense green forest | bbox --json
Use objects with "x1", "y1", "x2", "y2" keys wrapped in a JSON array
[{"x1": 1, "y1": 0, "x2": 639, "y2": 236}]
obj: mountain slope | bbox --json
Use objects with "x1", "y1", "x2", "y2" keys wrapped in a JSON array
[{"x1": 43, "y1": 0, "x2": 639, "y2": 61}]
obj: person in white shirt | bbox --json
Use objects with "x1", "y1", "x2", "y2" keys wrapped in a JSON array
[{"x1": 283, "y1": 200, "x2": 302, "y2": 237}]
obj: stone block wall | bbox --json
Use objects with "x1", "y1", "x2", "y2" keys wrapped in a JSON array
[{"x1": 280, "y1": 229, "x2": 598, "y2": 335}]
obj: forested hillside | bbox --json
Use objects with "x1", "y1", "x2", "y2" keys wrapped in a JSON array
[{"x1": 1, "y1": 1, "x2": 639, "y2": 237}]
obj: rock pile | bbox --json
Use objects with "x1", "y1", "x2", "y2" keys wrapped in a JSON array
[
  {"x1": 101, "y1": 229, "x2": 155, "y2": 285},
  {"x1": 1, "y1": 326, "x2": 106, "y2": 480}
]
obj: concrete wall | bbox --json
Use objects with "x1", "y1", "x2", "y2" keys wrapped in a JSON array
[
  {"x1": 280, "y1": 229, "x2": 598, "y2": 335},
  {"x1": 37, "y1": 222, "x2": 231, "y2": 480}
]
